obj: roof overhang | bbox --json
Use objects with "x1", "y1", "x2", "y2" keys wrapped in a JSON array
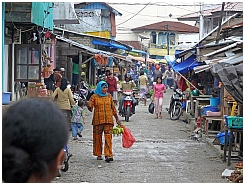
[
  {"x1": 193, "y1": 53, "x2": 243, "y2": 74},
  {"x1": 53, "y1": 2, "x2": 79, "y2": 25},
  {"x1": 56, "y1": 35, "x2": 132, "y2": 63},
  {"x1": 174, "y1": 13, "x2": 242, "y2": 59}
]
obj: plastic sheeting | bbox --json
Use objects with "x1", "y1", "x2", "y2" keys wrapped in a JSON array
[
  {"x1": 165, "y1": 54, "x2": 200, "y2": 75},
  {"x1": 210, "y1": 62, "x2": 243, "y2": 105}
]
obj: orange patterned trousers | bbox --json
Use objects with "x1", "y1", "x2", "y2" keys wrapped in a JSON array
[{"x1": 93, "y1": 124, "x2": 113, "y2": 158}]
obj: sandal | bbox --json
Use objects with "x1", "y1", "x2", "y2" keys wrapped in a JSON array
[
  {"x1": 105, "y1": 156, "x2": 113, "y2": 163},
  {"x1": 159, "y1": 114, "x2": 162, "y2": 119},
  {"x1": 97, "y1": 156, "x2": 103, "y2": 160},
  {"x1": 77, "y1": 132, "x2": 82, "y2": 137}
]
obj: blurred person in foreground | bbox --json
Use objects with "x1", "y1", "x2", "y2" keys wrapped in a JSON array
[{"x1": 2, "y1": 98, "x2": 69, "y2": 183}]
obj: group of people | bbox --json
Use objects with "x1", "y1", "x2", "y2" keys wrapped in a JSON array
[{"x1": 2, "y1": 64, "x2": 171, "y2": 182}]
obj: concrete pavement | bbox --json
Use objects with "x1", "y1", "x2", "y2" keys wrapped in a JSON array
[{"x1": 52, "y1": 88, "x2": 233, "y2": 183}]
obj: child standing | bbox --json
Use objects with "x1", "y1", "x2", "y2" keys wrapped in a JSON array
[{"x1": 71, "y1": 100, "x2": 86, "y2": 140}]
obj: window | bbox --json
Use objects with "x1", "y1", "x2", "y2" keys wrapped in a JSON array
[
  {"x1": 158, "y1": 32, "x2": 164, "y2": 44},
  {"x1": 169, "y1": 33, "x2": 175, "y2": 45},
  {"x1": 151, "y1": 31, "x2": 156, "y2": 44},
  {"x1": 15, "y1": 44, "x2": 41, "y2": 82}
]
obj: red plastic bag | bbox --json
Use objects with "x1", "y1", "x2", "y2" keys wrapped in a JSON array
[{"x1": 120, "y1": 125, "x2": 136, "y2": 148}]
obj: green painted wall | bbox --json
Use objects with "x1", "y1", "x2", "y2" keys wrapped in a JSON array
[{"x1": 31, "y1": 2, "x2": 53, "y2": 30}]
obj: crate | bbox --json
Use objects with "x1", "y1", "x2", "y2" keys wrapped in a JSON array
[
  {"x1": 226, "y1": 116, "x2": 243, "y2": 128},
  {"x1": 2, "y1": 92, "x2": 12, "y2": 105}
]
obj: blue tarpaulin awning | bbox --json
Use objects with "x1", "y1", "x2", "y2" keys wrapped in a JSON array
[
  {"x1": 165, "y1": 54, "x2": 200, "y2": 74},
  {"x1": 92, "y1": 39, "x2": 127, "y2": 50},
  {"x1": 131, "y1": 48, "x2": 148, "y2": 56}
]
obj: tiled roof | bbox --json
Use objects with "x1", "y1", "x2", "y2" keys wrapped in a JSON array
[
  {"x1": 131, "y1": 21, "x2": 199, "y2": 33},
  {"x1": 211, "y1": 2, "x2": 243, "y2": 12},
  {"x1": 117, "y1": 41, "x2": 141, "y2": 50},
  {"x1": 178, "y1": 2, "x2": 243, "y2": 20}
]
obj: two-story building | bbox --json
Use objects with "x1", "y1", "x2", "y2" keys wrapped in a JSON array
[{"x1": 131, "y1": 21, "x2": 199, "y2": 59}]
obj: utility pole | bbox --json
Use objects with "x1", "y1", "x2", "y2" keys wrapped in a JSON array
[
  {"x1": 216, "y1": 2, "x2": 225, "y2": 44},
  {"x1": 165, "y1": 24, "x2": 169, "y2": 55},
  {"x1": 199, "y1": 2, "x2": 204, "y2": 40}
]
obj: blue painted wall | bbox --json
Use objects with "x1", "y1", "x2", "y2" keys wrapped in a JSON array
[{"x1": 31, "y1": 2, "x2": 53, "y2": 30}]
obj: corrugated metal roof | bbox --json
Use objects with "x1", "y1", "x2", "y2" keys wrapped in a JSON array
[
  {"x1": 55, "y1": 35, "x2": 131, "y2": 62},
  {"x1": 193, "y1": 53, "x2": 243, "y2": 73},
  {"x1": 203, "y1": 41, "x2": 243, "y2": 58},
  {"x1": 178, "y1": 2, "x2": 243, "y2": 20},
  {"x1": 131, "y1": 21, "x2": 199, "y2": 33},
  {"x1": 176, "y1": 13, "x2": 241, "y2": 58},
  {"x1": 54, "y1": 27, "x2": 132, "y2": 51}
]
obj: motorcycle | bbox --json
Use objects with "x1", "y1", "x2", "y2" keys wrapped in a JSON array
[
  {"x1": 119, "y1": 90, "x2": 136, "y2": 122},
  {"x1": 72, "y1": 81, "x2": 94, "y2": 104},
  {"x1": 167, "y1": 88, "x2": 183, "y2": 120},
  {"x1": 61, "y1": 144, "x2": 73, "y2": 172},
  {"x1": 57, "y1": 144, "x2": 73, "y2": 177}
]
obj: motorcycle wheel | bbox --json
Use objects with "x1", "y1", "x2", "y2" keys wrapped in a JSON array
[
  {"x1": 125, "y1": 105, "x2": 130, "y2": 122},
  {"x1": 170, "y1": 104, "x2": 182, "y2": 120}
]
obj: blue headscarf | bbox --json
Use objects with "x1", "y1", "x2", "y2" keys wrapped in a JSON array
[{"x1": 94, "y1": 81, "x2": 108, "y2": 97}]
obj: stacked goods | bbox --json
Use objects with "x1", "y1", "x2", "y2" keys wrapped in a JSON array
[
  {"x1": 227, "y1": 162, "x2": 243, "y2": 183},
  {"x1": 37, "y1": 82, "x2": 48, "y2": 97},
  {"x1": 27, "y1": 82, "x2": 37, "y2": 98}
]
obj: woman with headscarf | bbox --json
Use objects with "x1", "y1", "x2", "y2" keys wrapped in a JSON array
[
  {"x1": 86, "y1": 81, "x2": 121, "y2": 162},
  {"x1": 52, "y1": 77, "x2": 76, "y2": 130}
]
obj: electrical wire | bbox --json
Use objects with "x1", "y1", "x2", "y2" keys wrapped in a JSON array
[
  {"x1": 116, "y1": 2, "x2": 150, "y2": 26},
  {"x1": 8, "y1": 2, "x2": 35, "y2": 32}
]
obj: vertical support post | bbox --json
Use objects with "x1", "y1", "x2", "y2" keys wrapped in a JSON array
[
  {"x1": 78, "y1": 53, "x2": 83, "y2": 89},
  {"x1": 199, "y1": 2, "x2": 204, "y2": 40},
  {"x1": 89, "y1": 57, "x2": 92, "y2": 84},
  {"x1": 165, "y1": 24, "x2": 169, "y2": 55},
  {"x1": 11, "y1": 43, "x2": 15, "y2": 101}
]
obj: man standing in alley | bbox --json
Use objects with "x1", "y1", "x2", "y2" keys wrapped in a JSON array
[
  {"x1": 152, "y1": 65, "x2": 163, "y2": 84},
  {"x1": 72, "y1": 57, "x2": 79, "y2": 92}
]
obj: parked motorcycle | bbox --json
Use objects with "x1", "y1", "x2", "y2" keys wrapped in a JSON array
[
  {"x1": 71, "y1": 81, "x2": 94, "y2": 104},
  {"x1": 119, "y1": 90, "x2": 136, "y2": 122},
  {"x1": 166, "y1": 88, "x2": 183, "y2": 120}
]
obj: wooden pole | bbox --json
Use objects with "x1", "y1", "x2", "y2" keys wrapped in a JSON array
[{"x1": 177, "y1": 72, "x2": 204, "y2": 95}]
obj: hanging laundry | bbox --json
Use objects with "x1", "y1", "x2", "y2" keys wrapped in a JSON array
[
  {"x1": 108, "y1": 57, "x2": 113, "y2": 67},
  {"x1": 94, "y1": 54, "x2": 108, "y2": 66},
  {"x1": 45, "y1": 30, "x2": 51, "y2": 39}
]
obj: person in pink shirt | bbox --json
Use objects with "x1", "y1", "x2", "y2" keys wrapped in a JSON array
[{"x1": 151, "y1": 77, "x2": 166, "y2": 119}]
